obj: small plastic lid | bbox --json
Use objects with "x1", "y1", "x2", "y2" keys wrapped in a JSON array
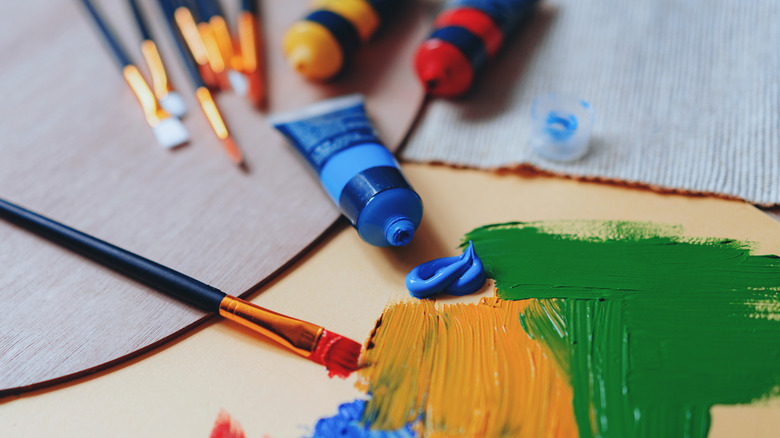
[{"x1": 529, "y1": 94, "x2": 594, "y2": 161}]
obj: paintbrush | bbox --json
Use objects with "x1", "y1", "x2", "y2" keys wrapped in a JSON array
[
  {"x1": 168, "y1": 0, "x2": 218, "y2": 88},
  {"x1": 78, "y1": 0, "x2": 189, "y2": 149},
  {"x1": 188, "y1": 0, "x2": 232, "y2": 91},
  {"x1": 0, "y1": 197, "x2": 361, "y2": 378},
  {"x1": 237, "y1": 0, "x2": 265, "y2": 108},
  {"x1": 193, "y1": 0, "x2": 248, "y2": 95},
  {"x1": 128, "y1": 0, "x2": 187, "y2": 118},
  {"x1": 157, "y1": 0, "x2": 244, "y2": 166}
]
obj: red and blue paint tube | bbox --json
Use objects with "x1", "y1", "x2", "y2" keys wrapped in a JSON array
[
  {"x1": 414, "y1": 0, "x2": 539, "y2": 97},
  {"x1": 268, "y1": 94, "x2": 423, "y2": 247}
]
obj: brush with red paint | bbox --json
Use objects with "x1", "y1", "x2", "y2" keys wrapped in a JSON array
[{"x1": 0, "y1": 197, "x2": 361, "y2": 378}]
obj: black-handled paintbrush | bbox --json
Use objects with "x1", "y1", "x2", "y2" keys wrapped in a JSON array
[
  {"x1": 78, "y1": 0, "x2": 189, "y2": 149},
  {"x1": 238, "y1": 0, "x2": 266, "y2": 108},
  {"x1": 128, "y1": 0, "x2": 187, "y2": 118},
  {"x1": 0, "y1": 197, "x2": 361, "y2": 378},
  {"x1": 156, "y1": 0, "x2": 245, "y2": 166}
]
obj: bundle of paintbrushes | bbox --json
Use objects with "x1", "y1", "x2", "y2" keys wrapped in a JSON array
[
  {"x1": 0, "y1": 197, "x2": 361, "y2": 378},
  {"x1": 79, "y1": 0, "x2": 190, "y2": 149},
  {"x1": 78, "y1": 0, "x2": 267, "y2": 166}
]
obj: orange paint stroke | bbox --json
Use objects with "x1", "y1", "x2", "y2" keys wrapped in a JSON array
[{"x1": 357, "y1": 297, "x2": 578, "y2": 437}]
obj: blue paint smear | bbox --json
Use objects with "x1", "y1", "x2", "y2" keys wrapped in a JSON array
[{"x1": 311, "y1": 399, "x2": 416, "y2": 438}]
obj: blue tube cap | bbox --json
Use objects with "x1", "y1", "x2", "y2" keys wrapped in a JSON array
[
  {"x1": 529, "y1": 94, "x2": 594, "y2": 162},
  {"x1": 356, "y1": 188, "x2": 422, "y2": 247}
]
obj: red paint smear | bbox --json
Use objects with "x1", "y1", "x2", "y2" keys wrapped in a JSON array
[{"x1": 210, "y1": 409, "x2": 246, "y2": 438}]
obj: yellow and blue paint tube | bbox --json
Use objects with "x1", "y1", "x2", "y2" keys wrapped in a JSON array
[{"x1": 283, "y1": 0, "x2": 393, "y2": 81}]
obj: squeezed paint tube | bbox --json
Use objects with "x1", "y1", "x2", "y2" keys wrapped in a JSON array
[{"x1": 268, "y1": 94, "x2": 423, "y2": 247}]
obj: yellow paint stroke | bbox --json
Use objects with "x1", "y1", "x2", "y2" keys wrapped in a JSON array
[{"x1": 357, "y1": 297, "x2": 578, "y2": 437}]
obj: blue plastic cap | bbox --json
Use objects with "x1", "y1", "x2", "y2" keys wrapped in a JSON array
[
  {"x1": 529, "y1": 94, "x2": 594, "y2": 162},
  {"x1": 356, "y1": 188, "x2": 423, "y2": 247}
]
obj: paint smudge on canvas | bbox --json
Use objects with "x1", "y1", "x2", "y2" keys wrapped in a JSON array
[
  {"x1": 210, "y1": 409, "x2": 246, "y2": 438},
  {"x1": 356, "y1": 298, "x2": 578, "y2": 437},
  {"x1": 310, "y1": 399, "x2": 416, "y2": 438},
  {"x1": 465, "y1": 220, "x2": 780, "y2": 437}
]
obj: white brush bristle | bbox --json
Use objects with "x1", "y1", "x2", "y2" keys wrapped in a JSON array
[
  {"x1": 159, "y1": 92, "x2": 187, "y2": 118},
  {"x1": 228, "y1": 70, "x2": 248, "y2": 97},
  {"x1": 153, "y1": 117, "x2": 189, "y2": 149}
]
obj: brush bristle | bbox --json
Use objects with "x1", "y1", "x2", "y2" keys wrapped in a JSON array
[
  {"x1": 159, "y1": 92, "x2": 187, "y2": 118},
  {"x1": 153, "y1": 117, "x2": 190, "y2": 149},
  {"x1": 310, "y1": 329, "x2": 362, "y2": 378},
  {"x1": 228, "y1": 70, "x2": 248, "y2": 97}
]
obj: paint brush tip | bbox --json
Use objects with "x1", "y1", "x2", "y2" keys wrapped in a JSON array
[
  {"x1": 228, "y1": 70, "x2": 248, "y2": 97},
  {"x1": 153, "y1": 117, "x2": 190, "y2": 149},
  {"x1": 310, "y1": 329, "x2": 362, "y2": 379},
  {"x1": 222, "y1": 136, "x2": 244, "y2": 166},
  {"x1": 159, "y1": 92, "x2": 188, "y2": 118}
]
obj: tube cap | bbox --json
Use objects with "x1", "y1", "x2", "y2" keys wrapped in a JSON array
[{"x1": 529, "y1": 94, "x2": 594, "y2": 161}]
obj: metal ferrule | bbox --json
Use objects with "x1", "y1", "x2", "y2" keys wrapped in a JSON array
[
  {"x1": 195, "y1": 87, "x2": 228, "y2": 139},
  {"x1": 209, "y1": 15, "x2": 237, "y2": 70},
  {"x1": 218, "y1": 295, "x2": 324, "y2": 358},
  {"x1": 237, "y1": 12, "x2": 257, "y2": 72},
  {"x1": 198, "y1": 22, "x2": 226, "y2": 74},
  {"x1": 140, "y1": 40, "x2": 172, "y2": 99},
  {"x1": 122, "y1": 65, "x2": 167, "y2": 126},
  {"x1": 237, "y1": 11, "x2": 264, "y2": 106},
  {"x1": 174, "y1": 7, "x2": 210, "y2": 65}
]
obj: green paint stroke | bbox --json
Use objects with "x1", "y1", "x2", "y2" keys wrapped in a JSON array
[{"x1": 464, "y1": 220, "x2": 780, "y2": 438}]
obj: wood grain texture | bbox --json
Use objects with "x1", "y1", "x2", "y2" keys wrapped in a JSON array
[{"x1": 0, "y1": 0, "x2": 429, "y2": 395}]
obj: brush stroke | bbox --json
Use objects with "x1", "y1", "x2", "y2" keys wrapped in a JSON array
[
  {"x1": 357, "y1": 298, "x2": 578, "y2": 437},
  {"x1": 310, "y1": 399, "x2": 416, "y2": 438},
  {"x1": 465, "y1": 220, "x2": 780, "y2": 438}
]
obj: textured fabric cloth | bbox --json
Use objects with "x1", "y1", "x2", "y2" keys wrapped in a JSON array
[{"x1": 401, "y1": 0, "x2": 780, "y2": 206}]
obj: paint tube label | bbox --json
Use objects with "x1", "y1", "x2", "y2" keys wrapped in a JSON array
[{"x1": 273, "y1": 101, "x2": 382, "y2": 172}]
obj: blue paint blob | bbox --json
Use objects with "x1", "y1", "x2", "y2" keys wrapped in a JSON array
[
  {"x1": 406, "y1": 241, "x2": 487, "y2": 298},
  {"x1": 311, "y1": 399, "x2": 416, "y2": 438}
]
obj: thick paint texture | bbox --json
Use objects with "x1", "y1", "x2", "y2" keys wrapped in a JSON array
[
  {"x1": 311, "y1": 399, "x2": 416, "y2": 438},
  {"x1": 209, "y1": 409, "x2": 246, "y2": 438},
  {"x1": 357, "y1": 298, "x2": 578, "y2": 437},
  {"x1": 465, "y1": 220, "x2": 780, "y2": 438},
  {"x1": 405, "y1": 241, "x2": 486, "y2": 298}
]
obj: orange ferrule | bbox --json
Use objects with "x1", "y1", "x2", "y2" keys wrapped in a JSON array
[
  {"x1": 209, "y1": 15, "x2": 236, "y2": 70},
  {"x1": 140, "y1": 40, "x2": 171, "y2": 99},
  {"x1": 237, "y1": 12, "x2": 258, "y2": 72},
  {"x1": 218, "y1": 295, "x2": 323, "y2": 358},
  {"x1": 122, "y1": 65, "x2": 167, "y2": 126},
  {"x1": 198, "y1": 22, "x2": 226, "y2": 74},
  {"x1": 238, "y1": 11, "x2": 265, "y2": 106},
  {"x1": 195, "y1": 87, "x2": 228, "y2": 139},
  {"x1": 174, "y1": 7, "x2": 210, "y2": 65}
]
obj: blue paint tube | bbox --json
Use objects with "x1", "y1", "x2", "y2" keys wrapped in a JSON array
[{"x1": 268, "y1": 94, "x2": 423, "y2": 247}]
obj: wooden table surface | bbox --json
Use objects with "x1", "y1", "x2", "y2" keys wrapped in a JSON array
[{"x1": 0, "y1": 0, "x2": 429, "y2": 395}]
